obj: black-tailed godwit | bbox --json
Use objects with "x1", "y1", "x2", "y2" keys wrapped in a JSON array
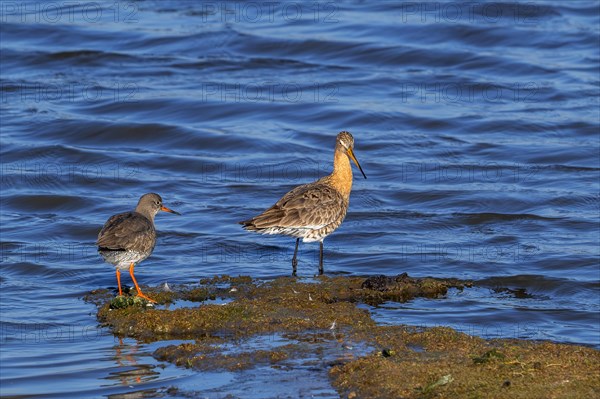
[{"x1": 240, "y1": 131, "x2": 366, "y2": 275}]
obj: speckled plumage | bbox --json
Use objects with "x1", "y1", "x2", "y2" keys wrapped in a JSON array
[
  {"x1": 240, "y1": 131, "x2": 366, "y2": 275},
  {"x1": 97, "y1": 193, "x2": 179, "y2": 302},
  {"x1": 241, "y1": 181, "x2": 348, "y2": 243}
]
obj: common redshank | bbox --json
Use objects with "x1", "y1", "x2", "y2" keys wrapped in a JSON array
[
  {"x1": 240, "y1": 131, "x2": 366, "y2": 275},
  {"x1": 97, "y1": 193, "x2": 180, "y2": 302}
]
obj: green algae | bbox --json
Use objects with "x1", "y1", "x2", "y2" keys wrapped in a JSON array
[
  {"x1": 87, "y1": 274, "x2": 600, "y2": 398},
  {"x1": 109, "y1": 295, "x2": 152, "y2": 309}
]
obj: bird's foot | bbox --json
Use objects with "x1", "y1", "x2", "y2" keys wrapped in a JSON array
[{"x1": 136, "y1": 292, "x2": 157, "y2": 303}]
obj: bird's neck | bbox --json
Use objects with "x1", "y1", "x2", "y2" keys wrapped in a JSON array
[
  {"x1": 328, "y1": 148, "x2": 353, "y2": 199},
  {"x1": 135, "y1": 207, "x2": 156, "y2": 223}
]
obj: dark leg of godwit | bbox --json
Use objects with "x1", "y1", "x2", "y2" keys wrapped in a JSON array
[
  {"x1": 128, "y1": 262, "x2": 156, "y2": 303},
  {"x1": 292, "y1": 238, "x2": 300, "y2": 276},
  {"x1": 319, "y1": 242, "x2": 324, "y2": 275}
]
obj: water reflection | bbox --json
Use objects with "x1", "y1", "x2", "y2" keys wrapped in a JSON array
[{"x1": 105, "y1": 338, "x2": 158, "y2": 392}]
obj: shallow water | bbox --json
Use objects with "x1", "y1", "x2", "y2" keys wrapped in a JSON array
[{"x1": 1, "y1": 1, "x2": 599, "y2": 397}]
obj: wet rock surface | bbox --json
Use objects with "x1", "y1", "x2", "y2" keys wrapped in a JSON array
[
  {"x1": 360, "y1": 272, "x2": 470, "y2": 303},
  {"x1": 86, "y1": 275, "x2": 600, "y2": 398}
]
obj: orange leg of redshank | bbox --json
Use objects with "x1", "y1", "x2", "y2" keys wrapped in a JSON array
[
  {"x1": 116, "y1": 269, "x2": 123, "y2": 296},
  {"x1": 128, "y1": 263, "x2": 156, "y2": 303}
]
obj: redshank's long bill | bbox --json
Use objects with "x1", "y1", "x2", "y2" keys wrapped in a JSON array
[
  {"x1": 239, "y1": 131, "x2": 366, "y2": 276},
  {"x1": 97, "y1": 193, "x2": 180, "y2": 302}
]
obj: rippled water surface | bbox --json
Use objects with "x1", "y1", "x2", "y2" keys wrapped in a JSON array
[{"x1": 1, "y1": 1, "x2": 599, "y2": 397}]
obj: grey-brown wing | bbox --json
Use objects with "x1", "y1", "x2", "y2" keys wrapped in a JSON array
[
  {"x1": 247, "y1": 183, "x2": 347, "y2": 229},
  {"x1": 97, "y1": 211, "x2": 155, "y2": 251}
]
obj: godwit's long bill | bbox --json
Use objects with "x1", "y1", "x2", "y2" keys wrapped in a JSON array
[
  {"x1": 97, "y1": 193, "x2": 180, "y2": 302},
  {"x1": 240, "y1": 131, "x2": 366, "y2": 275}
]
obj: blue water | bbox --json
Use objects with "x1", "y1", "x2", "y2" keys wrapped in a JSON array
[{"x1": 1, "y1": 1, "x2": 599, "y2": 397}]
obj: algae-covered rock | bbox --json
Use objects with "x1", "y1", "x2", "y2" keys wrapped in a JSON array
[
  {"x1": 86, "y1": 274, "x2": 600, "y2": 398},
  {"x1": 360, "y1": 273, "x2": 468, "y2": 304},
  {"x1": 154, "y1": 341, "x2": 289, "y2": 371},
  {"x1": 330, "y1": 326, "x2": 600, "y2": 398},
  {"x1": 91, "y1": 274, "x2": 469, "y2": 340}
]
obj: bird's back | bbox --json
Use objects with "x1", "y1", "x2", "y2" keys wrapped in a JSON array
[
  {"x1": 97, "y1": 211, "x2": 157, "y2": 264},
  {"x1": 240, "y1": 179, "x2": 348, "y2": 242}
]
